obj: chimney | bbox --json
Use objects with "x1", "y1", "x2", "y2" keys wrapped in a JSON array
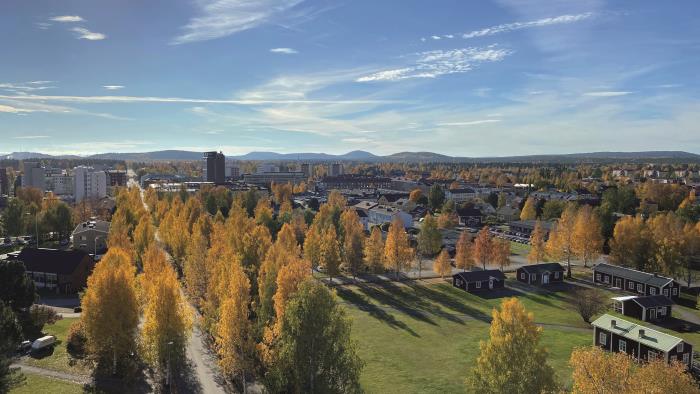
[
  {"x1": 653, "y1": 272, "x2": 658, "y2": 277},
  {"x1": 611, "y1": 320, "x2": 617, "y2": 328},
  {"x1": 639, "y1": 329, "x2": 645, "y2": 338}
]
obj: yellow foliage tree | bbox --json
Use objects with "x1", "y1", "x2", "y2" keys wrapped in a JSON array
[
  {"x1": 572, "y1": 205, "x2": 603, "y2": 267},
  {"x1": 473, "y1": 227, "x2": 493, "y2": 269},
  {"x1": 466, "y1": 298, "x2": 557, "y2": 394},
  {"x1": 454, "y1": 231, "x2": 474, "y2": 271},
  {"x1": 384, "y1": 218, "x2": 414, "y2": 280},
  {"x1": 491, "y1": 238, "x2": 511, "y2": 271},
  {"x1": 363, "y1": 226, "x2": 385, "y2": 273},
  {"x1": 81, "y1": 248, "x2": 139, "y2": 374},
  {"x1": 216, "y1": 261, "x2": 255, "y2": 390},
  {"x1": 546, "y1": 204, "x2": 577, "y2": 278},
  {"x1": 520, "y1": 197, "x2": 537, "y2": 220},
  {"x1": 340, "y1": 209, "x2": 365, "y2": 279},
  {"x1": 433, "y1": 249, "x2": 452, "y2": 279},
  {"x1": 140, "y1": 259, "x2": 192, "y2": 378},
  {"x1": 320, "y1": 226, "x2": 342, "y2": 284},
  {"x1": 527, "y1": 220, "x2": 547, "y2": 264}
]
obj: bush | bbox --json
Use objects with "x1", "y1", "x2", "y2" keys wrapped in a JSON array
[
  {"x1": 66, "y1": 319, "x2": 87, "y2": 358},
  {"x1": 19, "y1": 305, "x2": 61, "y2": 339}
]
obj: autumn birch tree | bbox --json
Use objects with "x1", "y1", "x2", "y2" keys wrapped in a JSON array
[
  {"x1": 363, "y1": 227, "x2": 384, "y2": 273},
  {"x1": 473, "y1": 227, "x2": 493, "y2": 269},
  {"x1": 384, "y1": 218, "x2": 413, "y2": 281},
  {"x1": 467, "y1": 298, "x2": 557, "y2": 394},
  {"x1": 454, "y1": 231, "x2": 474, "y2": 271},
  {"x1": 572, "y1": 205, "x2": 603, "y2": 267},
  {"x1": 545, "y1": 204, "x2": 577, "y2": 278},
  {"x1": 527, "y1": 220, "x2": 547, "y2": 264},
  {"x1": 433, "y1": 249, "x2": 452, "y2": 279}
]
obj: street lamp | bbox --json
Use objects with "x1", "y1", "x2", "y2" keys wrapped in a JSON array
[
  {"x1": 25, "y1": 212, "x2": 38, "y2": 248},
  {"x1": 166, "y1": 340, "x2": 174, "y2": 393}
]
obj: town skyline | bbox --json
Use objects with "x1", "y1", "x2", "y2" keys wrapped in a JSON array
[{"x1": 2, "y1": 0, "x2": 700, "y2": 156}]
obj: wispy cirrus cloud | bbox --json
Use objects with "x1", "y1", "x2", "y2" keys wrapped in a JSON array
[
  {"x1": 172, "y1": 0, "x2": 308, "y2": 44},
  {"x1": 357, "y1": 46, "x2": 512, "y2": 82},
  {"x1": 0, "y1": 94, "x2": 395, "y2": 106},
  {"x1": 13, "y1": 135, "x2": 51, "y2": 139},
  {"x1": 424, "y1": 12, "x2": 594, "y2": 41},
  {"x1": 71, "y1": 27, "x2": 106, "y2": 40},
  {"x1": 583, "y1": 91, "x2": 632, "y2": 97},
  {"x1": 270, "y1": 47, "x2": 298, "y2": 54},
  {"x1": 437, "y1": 119, "x2": 502, "y2": 126},
  {"x1": 0, "y1": 81, "x2": 55, "y2": 92},
  {"x1": 50, "y1": 15, "x2": 84, "y2": 23},
  {"x1": 103, "y1": 85, "x2": 124, "y2": 90}
]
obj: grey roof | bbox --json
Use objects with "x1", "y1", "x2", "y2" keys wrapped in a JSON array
[
  {"x1": 633, "y1": 295, "x2": 674, "y2": 309},
  {"x1": 591, "y1": 314, "x2": 685, "y2": 352},
  {"x1": 519, "y1": 263, "x2": 564, "y2": 274},
  {"x1": 594, "y1": 263, "x2": 674, "y2": 288},
  {"x1": 72, "y1": 220, "x2": 110, "y2": 235},
  {"x1": 453, "y1": 269, "x2": 506, "y2": 283}
]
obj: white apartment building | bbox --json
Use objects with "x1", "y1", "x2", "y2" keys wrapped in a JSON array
[{"x1": 74, "y1": 166, "x2": 107, "y2": 203}]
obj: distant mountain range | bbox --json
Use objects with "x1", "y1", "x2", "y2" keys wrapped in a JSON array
[{"x1": 1, "y1": 150, "x2": 699, "y2": 163}]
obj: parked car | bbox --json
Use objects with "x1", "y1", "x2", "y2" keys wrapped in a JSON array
[
  {"x1": 73, "y1": 306, "x2": 82, "y2": 313},
  {"x1": 59, "y1": 238, "x2": 70, "y2": 246},
  {"x1": 17, "y1": 340, "x2": 32, "y2": 353}
]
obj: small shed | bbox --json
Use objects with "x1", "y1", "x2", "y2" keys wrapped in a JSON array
[{"x1": 611, "y1": 295, "x2": 673, "y2": 322}]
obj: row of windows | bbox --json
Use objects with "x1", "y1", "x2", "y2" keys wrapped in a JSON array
[
  {"x1": 595, "y1": 274, "x2": 678, "y2": 296},
  {"x1": 600, "y1": 332, "x2": 688, "y2": 363},
  {"x1": 519, "y1": 272, "x2": 559, "y2": 280}
]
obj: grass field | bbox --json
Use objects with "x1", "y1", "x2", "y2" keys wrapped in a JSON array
[
  {"x1": 23, "y1": 317, "x2": 91, "y2": 377},
  {"x1": 9, "y1": 373, "x2": 82, "y2": 394},
  {"x1": 509, "y1": 241, "x2": 531, "y2": 256},
  {"x1": 337, "y1": 280, "x2": 592, "y2": 393}
]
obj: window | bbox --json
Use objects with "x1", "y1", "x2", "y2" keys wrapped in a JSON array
[
  {"x1": 648, "y1": 351, "x2": 658, "y2": 361},
  {"x1": 554, "y1": 272, "x2": 559, "y2": 279},
  {"x1": 677, "y1": 343, "x2": 684, "y2": 352},
  {"x1": 663, "y1": 288, "x2": 669, "y2": 296},
  {"x1": 599, "y1": 332, "x2": 607, "y2": 345},
  {"x1": 683, "y1": 353, "x2": 690, "y2": 364},
  {"x1": 596, "y1": 273, "x2": 601, "y2": 281},
  {"x1": 619, "y1": 340, "x2": 627, "y2": 353},
  {"x1": 650, "y1": 287, "x2": 656, "y2": 295},
  {"x1": 520, "y1": 272, "x2": 525, "y2": 280},
  {"x1": 604, "y1": 275, "x2": 610, "y2": 284},
  {"x1": 660, "y1": 306, "x2": 667, "y2": 316},
  {"x1": 637, "y1": 284, "x2": 643, "y2": 293},
  {"x1": 475, "y1": 281, "x2": 481, "y2": 289},
  {"x1": 531, "y1": 274, "x2": 536, "y2": 281},
  {"x1": 628, "y1": 281, "x2": 634, "y2": 290},
  {"x1": 672, "y1": 288, "x2": 678, "y2": 295}
]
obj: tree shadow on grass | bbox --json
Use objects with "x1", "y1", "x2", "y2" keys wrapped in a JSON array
[
  {"x1": 336, "y1": 287, "x2": 420, "y2": 337},
  {"x1": 406, "y1": 282, "x2": 492, "y2": 324},
  {"x1": 353, "y1": 282, "x2": 439, "y2": 326}
]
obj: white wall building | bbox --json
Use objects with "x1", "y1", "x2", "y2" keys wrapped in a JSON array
[{"x1": 74, "y1": 166, "x2": 107, "y2": 203}]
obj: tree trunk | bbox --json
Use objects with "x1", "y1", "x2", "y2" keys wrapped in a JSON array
[
  {"x1": 567, "y1": 254, "x2": 572, "y2": 279},
  {"x1": 113, "y1": 349, "x2": 117, "y2": 375},
  {"x1": 418, "y1": 255, "x2": 422, "y2": 280},
  {"x1": 242, "y1": 371, "x2": 247, "y2": 394}
]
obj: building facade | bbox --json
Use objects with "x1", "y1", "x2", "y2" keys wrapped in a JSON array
[
  {"x1": 21, "y1": 161, "x2": 45, "y2": 190},
  {"x1": 74, "y1": 166, "x2": 107, "y2": 203},
  {"x1": 593, "y1": 263, "x2": 681, "y2": 300},
  {"x1": 203, "y1": 151, "x2": 225, "y2": 184}
]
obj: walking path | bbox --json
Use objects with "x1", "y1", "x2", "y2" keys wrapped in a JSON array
[{"x1": 11, "y1": 363, "x2": 90, "y2": 385}]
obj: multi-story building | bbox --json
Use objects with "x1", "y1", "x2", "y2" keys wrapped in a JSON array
[
  {"x1": 21, "y1": 161, "x2": 45, "y2": 190},
  {"x1": 301, "y1": 163, "x2": 313, "y2": 177},
  {"x1": 203, "y1": 151, "x2": 225, "y2": 184},
  {"x1": 0, "y1": 168, "x2": 8, "y2": 195},
  {"x1": 46, "y1": 174, "x2": 74, "y2": 196},
  {"x1": 74, "y1": 166, "x2": 107, "y2": 203},
  {"x1": 243, "y1": 171, "x2": 306, "y2": 186},
  {"x1": 319, "y1": 175, "x2": 391, "y2": 191},
  {"x1": 106, "y1": 170, "x2": 127, "y2": 187},
  {"x1": 225, "y1": 164, "x2": 240, "y2": 179},
  {"x1": 329, "y1": 162, "x2": 344, "y2": 176},
  {"x1": 256, "y1": 163, "x2": 279, "y2": 174}
]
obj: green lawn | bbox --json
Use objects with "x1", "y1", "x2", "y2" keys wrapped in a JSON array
[
  {"x1": 23, "y1": 318, "x2": 91, "y2": 377},
  {"x1": 10, "y1": 373, "x2": 82, "y2": 394},
  {"x1": 337, "y1": 280, "x2": 592, "y2": 393},
  {"x1": 509, "y1": 241, "x2": 531, "y2": 256}
]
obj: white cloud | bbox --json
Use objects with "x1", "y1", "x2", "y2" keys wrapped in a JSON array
[
  {"x1": 0, "y1": 104, "x2": 36, "y2": 114},
  {"x1": 342, "y1": 137, "x2": 373, "y2": 143},
  {"x1": 71, "y1": 27, "x2": 106, "y2": 40},
  {"x1": 357, "y1": 46, "x2": 512, "y2": 82},
  {"x1": 172, "y1": 0, "x2": 306, "y2": 44},
  {"x1": 103, "y1": 85, "x2": 124, "y2": 90},
  {"x1": 431, "y1": 35, "x2": 441, "y2": 40},
  {"x1": 461, "y1": 13, "x2": 594, "y2": 39},
  {"x1": 13, "y1": 135, "x2": 51, "y2": 139},
  {"x1": 583, "y1": 91, "x2": 632, "y2": 97},
  {"x1": 437, "y1": 119, "x2": 502, "y2": 126},
  {"x1": 270, "y1": 47, "x2": 298, "y2": 54},
  {"x1": 50, "y1": 15, "x2": 84, "y2": 23},
  {"x1": 0, "y1": 82, "x2": 55, "y2": 92},
  {"x1": 0, "y1": 94, "x2": 395, "y2": 106}
]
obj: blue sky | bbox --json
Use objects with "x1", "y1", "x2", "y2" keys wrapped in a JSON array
[{"x1": 1, "y1": 0, "x2": 699, "y2": 156}]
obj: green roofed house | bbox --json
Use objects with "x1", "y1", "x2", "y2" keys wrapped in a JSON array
[{"x1": 591, "y1": 314, "x2": 693, "y2": 368}]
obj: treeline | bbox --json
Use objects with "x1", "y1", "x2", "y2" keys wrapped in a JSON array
[{"x1": 0, "y1": 188, "x2": 74, "y2": 240}]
